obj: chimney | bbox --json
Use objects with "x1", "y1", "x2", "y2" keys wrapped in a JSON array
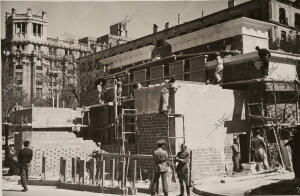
[
  {"x1": 42, "y1": 11, "x2": 47, "y2": 20},
  {"x1": 153, "y1": 24, "x2": 158, "y2": 34},
  {"x1": 228, "y1": 0, "x2": 235, "y2": 8},
  {"x1": 11, "y1": 8, "x2": 16, "y2": 17},
  {"x1": 26, "y1": 8, "x2": 32, "y2": 17},
  {"x1": 165, "y1": 22, "x2": 169, "y2": 29}
]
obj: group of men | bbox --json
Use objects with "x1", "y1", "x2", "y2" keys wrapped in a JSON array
[
  {"x1": 231, "y1": 131, "x2": 269, "y2": 173},
  {"x1": 96, "y1": 76, "x2": 123, "y2": 104},
  {"x1": 151, "y1": 139, "x2": 190, "y2": 196}
]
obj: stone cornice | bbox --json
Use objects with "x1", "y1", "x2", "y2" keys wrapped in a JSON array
[
  {"x1": 166, "y1": 17, "x2": 273, "y2": 53},
  {"x1": 100, "y1": 45, "x2": 154, "y2": 71}
]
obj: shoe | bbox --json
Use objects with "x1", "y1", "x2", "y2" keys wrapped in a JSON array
[{"x1": 21, "y1": 187, "x2": 28, "y2": 192}]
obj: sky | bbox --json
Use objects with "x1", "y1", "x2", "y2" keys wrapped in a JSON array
[{"x1": 1, "y1": 0, "x2": 250, "y2": 40}]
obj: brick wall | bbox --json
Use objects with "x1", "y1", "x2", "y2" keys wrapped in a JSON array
[
  {"x1": 136, "y1": 113, "x2": 171, "y2": 178},
  {"x1": 191, "y1": 134, "x2": 233, "y2": 181}
]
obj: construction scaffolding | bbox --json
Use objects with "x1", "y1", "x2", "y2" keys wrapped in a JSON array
[{"x1": 222, "y1": 79, "x2": 300, "y2": 169}]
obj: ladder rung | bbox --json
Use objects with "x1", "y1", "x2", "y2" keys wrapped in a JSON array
[
  {"x1": 168, "y1": 137, "x2": 184, "y2": 139},
  {"x1": 247, "y1": 103, "x2": 261, "y2": 106},
  {"x1": 123, "y1": 114, "x2": 138, "y2": 117},
  {"x1": 123, "y1": 132, "x2": 136, "y2": 134}
]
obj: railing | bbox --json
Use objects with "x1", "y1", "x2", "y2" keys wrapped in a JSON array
[{"x1": 58, "y1": 153, "x2": 153, "y2": 194}]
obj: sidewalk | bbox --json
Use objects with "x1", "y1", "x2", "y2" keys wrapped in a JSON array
[{"x1": 193, "y1": 171, "x2": 294, "y2": 196}]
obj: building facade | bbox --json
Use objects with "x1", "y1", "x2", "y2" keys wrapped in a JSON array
[
  {"x1": 78, "y1": 0, "x2": 300, "y2": 106},
  {"x1": 1, "y1": 8, "x2": 93, "y2": 107}
]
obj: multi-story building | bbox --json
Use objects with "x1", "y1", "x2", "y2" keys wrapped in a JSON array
[
  {"x1": 78, "y1": 0, "x2": 300, "y2": 106},
  {"x1": 1, "y1": 8, "x2": 93, "y2": 107}
]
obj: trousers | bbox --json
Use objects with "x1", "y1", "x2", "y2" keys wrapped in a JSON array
[
  {"x1": 178, "y1": 173, "x2": 190, "y2": 196},
  {"x1": 260, "y1": 60, "x2": 269, "y2": 77},
  {"x1": 151, "y1": 172, "x2": 168, "y2": 196},
  {"x1": 20, "y1": 164, "x2": 29, "y2": 188},
  {"x1": 232, "y1": 154, "x2": 241, "y2": 172}
]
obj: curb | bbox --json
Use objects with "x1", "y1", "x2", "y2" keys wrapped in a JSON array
[
  {"x1": 193, "y1": 186, "x2": 229, "y2": 196},
  {"x1": 18, "y1": 179, "x2": 58, "y2": 186}
]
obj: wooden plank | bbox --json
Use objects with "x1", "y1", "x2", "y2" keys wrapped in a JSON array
[
  {"x1": 111, "y1": 159, "x2": 115, "y2": 187},
  {"x1": 71, "y1": 158, "x2": 76, "y2": 183},
  {"x1": 132, "y1": 160, "x2": 137, "y2": 190},
  {"x1": 89, "y1": 158, "x2": 96, "y2": 185},
  {"x1": 42, "y1": 157, "x2": 46, "y2": 180},
  {"x1": 101, "y1": 160, "x2": 105, "y2": 187}
]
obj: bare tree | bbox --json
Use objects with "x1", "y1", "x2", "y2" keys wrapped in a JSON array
[{"x1": 2, "y1": 64, "x2": 27, "y2": 122}]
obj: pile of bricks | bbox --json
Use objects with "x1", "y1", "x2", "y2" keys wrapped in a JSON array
[{"x1": 15, "y1": 131, "x2": 97, "y2": 179}]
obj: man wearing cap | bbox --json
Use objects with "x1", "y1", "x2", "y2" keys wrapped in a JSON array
[
  {"x1": 151, "y1": 139, "x2": 169, "y2": 196},
  {"x1": 174, "y1": 143, "x2": 190, "y2": 196}
]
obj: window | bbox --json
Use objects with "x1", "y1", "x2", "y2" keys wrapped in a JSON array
[
  {"x1": 16, "y1": 72, "x2": 22, "y2": 84},
  {"x1": 33, "y1": 23, "x2": 42, "y2": 37},
  {"x1": 36, "y1": 65, "x2": 43, "y2": 70},
  {"x1": 16, "y1": 64, "x2": 23, "y2": 69},
  {"x1": 36, "y1": 73, "x2": 43, "y2": 85},
  {"x1": 281, "y1": 30, "x2": 287, "y2": 41},
  {"x1": 279, "y1": 8, "x2": 287, "y2": 25},
  {"x1": 36, "y1": 88, "x2": 42, "y2": 98},
  {"x1": 295, "y1": 13, "x2": 300, "y2": 29}
]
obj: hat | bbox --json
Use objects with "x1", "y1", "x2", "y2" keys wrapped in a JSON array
[{"x1": 156, "y1": 139, "x2": 166, "y2": 145}]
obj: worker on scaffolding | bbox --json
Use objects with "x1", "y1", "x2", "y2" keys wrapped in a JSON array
[
  {"x1": 96, "y1": 80, "x2": 106, "y2": 104},
  {"x1": 115, "y1": 76, "x2": 123, "y2": 103},
  {"x1": 255, "y1": 46, "x2": 271, "y2": 78},
  {"x1": 151, "y1": 139, "x2": 169, "y2": 196},
  {"x1": 214, "y1": 52, "x2": 224, "y2": 84},
  {"x1": 160, "y1": 77, "x2": 177, "y2": 114},
  {"x1": 174, "y1": 143, "x2": 190, "y2": 196},
  {"x1": 232, "y1": 137, "x2": 241, "y2": 173},
  {"x1": 251, "y1": 131, "x2": 269, "y2": 171}
]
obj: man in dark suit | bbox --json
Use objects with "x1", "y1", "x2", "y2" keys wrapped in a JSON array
[
  {"x1": 151, "y1": 139, "x2": 169, "y2": 196},
  {"x1": 18, "y1": 140, "x2": 33, "y2": 192}
]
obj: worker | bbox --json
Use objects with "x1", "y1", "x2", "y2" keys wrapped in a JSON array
[
  {"x1": 174, "y1": 143, "x2": 190, "y2": 196},
  {"x1": 151, "y1": 139, "x2": 169, "y2": 196},
  {"x1": 251, "y1": 131, "x2": 269, "y2": 171},
  {"x1": 232, "y1": 137, "x2": 241, "y2": 173},
  {"x1": 284, "y1": 128, "x2": 300, "y2": 182},
  {"x1": 214, "y1": 52, "x2": 224, "y2": 84},
  {"x1": 91, "y1": 142, "x2": 107, "y2": 185},
  {"x1": 160, "y1": 77, "x2": 177, "y2": 114},
  {"x1": 18, "y1": 141, "x2": 33, "y2": 192},
  {"x1": 115, "y1": 76, "x2": 123, "y2": 102},
  {"x1": 255, "y1": 46, "x2": 271, "y2": 78},
  {"x1": 96, "y1": 80, "x2": 105, "y2": 104}
]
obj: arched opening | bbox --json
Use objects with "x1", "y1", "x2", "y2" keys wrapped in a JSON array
[{"x1": 279, "y1": 8, "x2": 287, "y2": 25}]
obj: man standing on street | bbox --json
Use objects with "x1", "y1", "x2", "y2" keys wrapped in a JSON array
[
  {"x1": 18, "y1": 140, "x2": 33, "y2": 192},
  {"x1": 255, "y1": 46, "x2": 271, "y2": 78},
  {"x1": 151, "y1": 139, "x2": 169, "y2": 196},
  {"x1": 174, "y1": 143, "x2": 190, "y2": 196},
  {"x1": 232, "y1": 137, "x2": 241, "y2": 173}
]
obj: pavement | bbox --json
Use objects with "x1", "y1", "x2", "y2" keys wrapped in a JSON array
[
  {"x1": 2, "y1": 176, "x2": 200, "y2": 196},
  {"x1": 193, "y1": 171, "x2": 294, "y2": 196}
]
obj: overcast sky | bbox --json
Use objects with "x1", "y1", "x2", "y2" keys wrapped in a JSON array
[{"x1": 1, "y1": 0, "x2": 250, "y2": 40}]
